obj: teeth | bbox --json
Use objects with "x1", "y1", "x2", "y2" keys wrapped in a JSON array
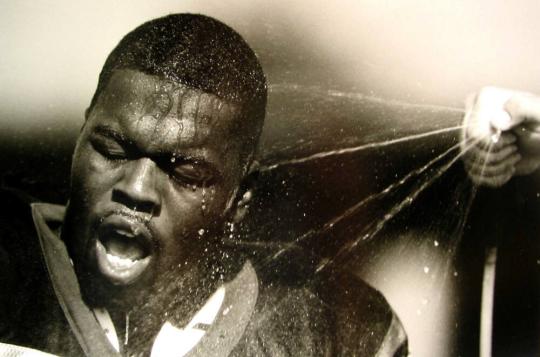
[
  {"x1": 106, "y1": 253, "x2": 138, "y2": 269},
  {"x1": 116, "y1": 230, "x2": 134, "y2": 238}
]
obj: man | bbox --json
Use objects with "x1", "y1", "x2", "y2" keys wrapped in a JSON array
[
  {"x1": 459, "y1": 87, "x2": 540, "y2": 355},
  {"x1": 0, "y1": 14, "x2": 407, "y2": 356}
]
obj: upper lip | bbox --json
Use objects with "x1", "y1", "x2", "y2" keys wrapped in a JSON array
[{"x1": 97, "y1": 211, "x2": 155, "y2": 256}]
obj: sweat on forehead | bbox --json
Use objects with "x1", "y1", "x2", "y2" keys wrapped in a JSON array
[
  {"x1": 86, "y1": 14, "x2": 267, "y2": 161},
  {"x1": 92, "y1": 69, "x2": 245, "y2": 149}
]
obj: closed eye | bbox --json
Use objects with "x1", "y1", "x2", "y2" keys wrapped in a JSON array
[
  {"x1": 169, "y1": 160, "x2": 218, "y2": 187},
  {"x1": 90, "y1": 135, "x2": 128, "y2": 161}
]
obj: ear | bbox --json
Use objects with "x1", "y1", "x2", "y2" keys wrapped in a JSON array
[
  {"x1": 232, "y1": 189, "x2": 253, "y2": 224},
  {"x1": 231, "y1": 162, "x2": 259, "y2": 224}
]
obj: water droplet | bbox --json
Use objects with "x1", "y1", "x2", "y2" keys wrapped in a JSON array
[
  {"x1": 198, "y1": 229, "x2": 205, "y2": 236},
  {"x1": 423, "y1": 266, "x2": 430, "y2": 274},
  {"x1": 434, "y1": 240, "x2": 439, "y2": 247},
  {"x1": 201, "y1": 188, "x2": 207, "y2": 213},
  {"x1": 491, "y1": 128, "x2": 501, "y2": 143},
  {"x1": 170, "y1": 156, "x2": 176, "y2": 163}
]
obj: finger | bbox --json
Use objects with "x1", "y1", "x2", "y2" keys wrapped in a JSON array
[
  {"x1": 469, "y1": 168, "x2": 515, "y2": 188},
  {"x1": 463, "y1": 122, "x2": 517, "y2": 148},
  {"x1": 463, "y1": 118, "x2": 490, "y2": 143},
  {"x1": 465, "y1": 144, "x2": 518, "y2": 165},
  {"x1": 465, "y1": 153, "x2": 521, "y2": 176},
  {"x1": 465, "y1": 153, "x2": 520, "y2": 176},
  {"x1": 493, "y1": 132, "x2": 517, "y2": 147},
  {"x1": 484, "y1": 144, "x2": 519, "y2": 164},
  {"x1": 504, "y1": 94, "x2": 540, "y2": 127},
  {"x1": 469, "y1": 132, "x2": 516, "y2": 150},
  {"x1": 474, "y1": 87, "x2": 515, "y2": 131},
  {"x1": 477, "y1": 170, "x2": 515, "y2": 187},
  {"x1": 490, "y1": 110, "x2": 513, "y2": 131}
]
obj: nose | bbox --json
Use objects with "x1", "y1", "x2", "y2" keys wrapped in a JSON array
[{"x1": 112, "y1": 158, "x2": 161, "y2": 215}]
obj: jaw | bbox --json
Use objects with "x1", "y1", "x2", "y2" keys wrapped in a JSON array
[{"x1": 63, "y1": 199, "x2": 234, "y2": 312}]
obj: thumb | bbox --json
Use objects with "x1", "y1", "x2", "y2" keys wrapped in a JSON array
[
  {"x1": 503, "y1": 94, "x2": 540, "y2": 128},
  {"x1": 472, "y1": 86, "x2": 516, "y2": 132},
  {"x1": 490, "y1": 110, "x2": 515, "y2": 131}
]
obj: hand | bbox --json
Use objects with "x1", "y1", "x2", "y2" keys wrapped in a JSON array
[
  {"x1": 461, "y1": 87, "x2": 540, "y2": 187},
  {"x1": 505, "y1": 94, "x2": 540, "y2": 175}
]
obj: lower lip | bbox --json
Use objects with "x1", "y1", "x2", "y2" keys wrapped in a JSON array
[{"x1": 95, "y1": 240, "x2": 152, "y2": 285}]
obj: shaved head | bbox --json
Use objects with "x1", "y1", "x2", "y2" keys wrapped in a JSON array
[{"x1": 89, "y1": 14, "x2": 267, "y2": 160}]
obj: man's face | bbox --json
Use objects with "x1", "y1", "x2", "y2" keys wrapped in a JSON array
[{"x1": 65, "y1": 69, "x2": 248, "y2": 303}]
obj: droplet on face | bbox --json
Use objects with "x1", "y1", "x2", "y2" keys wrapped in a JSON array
[
  {"x1": 198, "y1": 229, "x2": 205, "y2": 236},
  {"x1": 201, "y1": 188, "x2": 207, "y2": 213}
]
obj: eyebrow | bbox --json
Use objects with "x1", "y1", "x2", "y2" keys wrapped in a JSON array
[{"x1": 93, "y1": 125, "x2": 128, "y2": 144}]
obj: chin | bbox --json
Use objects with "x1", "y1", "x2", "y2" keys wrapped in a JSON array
[
  {"x1": 75, "y1": 253, "x2": 155, "y2": 310},
  {"x1": 82, "y1": 275, "x2": 151, "y2": 310}
]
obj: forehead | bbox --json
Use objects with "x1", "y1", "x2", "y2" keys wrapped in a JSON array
[{"x1": 90, "y1": 69, "x2": 243, "y2": 157}]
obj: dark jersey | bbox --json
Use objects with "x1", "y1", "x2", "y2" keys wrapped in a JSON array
[{"x1": 0, "y1": 188, "x2": 407, "y2": 356}]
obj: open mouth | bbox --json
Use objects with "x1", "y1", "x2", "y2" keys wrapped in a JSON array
[{"x1": 95, "y1": 214, "x2": 154, "y2": 285}]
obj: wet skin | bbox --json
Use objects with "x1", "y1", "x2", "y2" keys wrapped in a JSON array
[{"x1": 63, "y1": 69, "x2": 249, "y2": 307}]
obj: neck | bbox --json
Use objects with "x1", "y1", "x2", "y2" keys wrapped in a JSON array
[{"x1": 107, "y1": 256, "x2": 225, "y2": 355}]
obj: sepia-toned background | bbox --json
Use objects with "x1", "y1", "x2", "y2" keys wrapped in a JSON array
[{"x1": 2, "y1": 1, "x2": 540, "y2": 356}]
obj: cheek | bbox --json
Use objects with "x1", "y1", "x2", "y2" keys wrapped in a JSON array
[
  {"x1": 158, "y1": 185, "x2": 233, "y2": 239},
  {"x1": 70, "y1": 143, "x2": 119, "y2": 205}
]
